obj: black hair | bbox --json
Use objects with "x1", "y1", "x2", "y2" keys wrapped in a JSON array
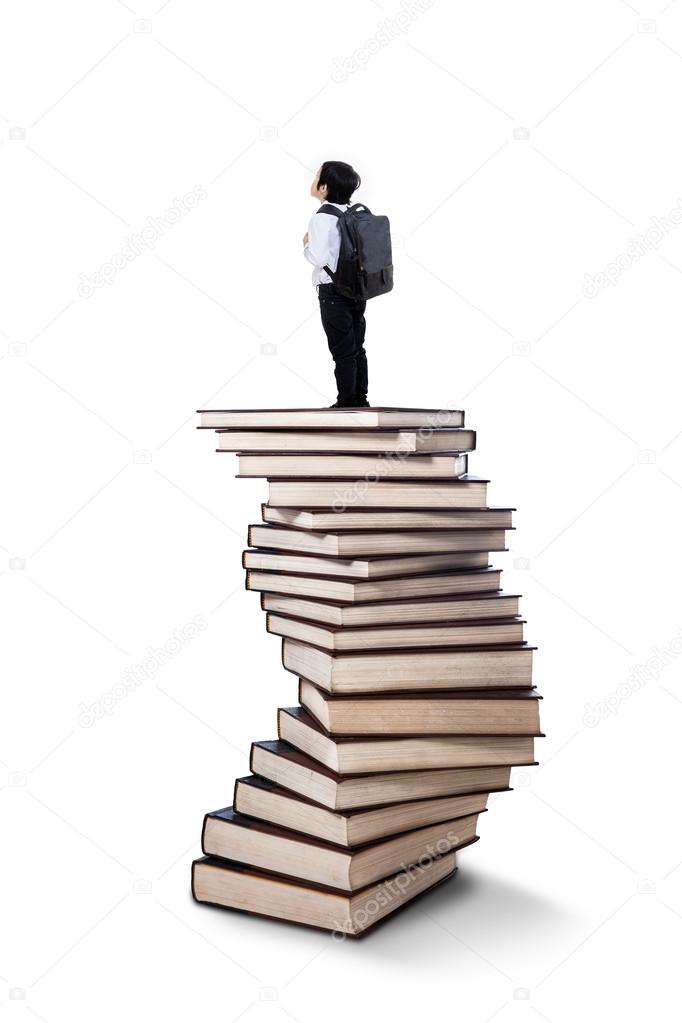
[{"x1": 318, "y1": 161, "x2": 361, "y2": 204}]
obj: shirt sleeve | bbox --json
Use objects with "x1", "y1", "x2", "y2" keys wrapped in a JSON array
[{"x1": 304, "y1": 213, "x2": 334, "y2": 268}]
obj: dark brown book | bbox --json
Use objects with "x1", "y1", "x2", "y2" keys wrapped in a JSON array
[
  {"x1": 201, "y1": 806, "x2": 481, "y2": 891},
  {"x1": 192, "y1": 851, "x2": 459, "y2": 936},
  {"x1": 278, "y1": 707, "x2": 539, "y2": 774},
  {"x1": 268, "y1": 613, "x2": 525, "y2": 651},
  {"x1": 298, "y1": 679, "x2": 543, "y2": 736},
  {"x1": 234, "y1": 774, "x2": 491, "y2": 847},
  {"x1": 250, "y1": 740, "x2": 515, "y2": 810},
  {"x1": 260, "y1": 590, "x2": 521, "y2": 627},
  {"x1": 246, "y1": 566, "x2": 502, "y2": 603},
  {"x1": 282, "y1": 637, "x2": 534, "y2": 693}
]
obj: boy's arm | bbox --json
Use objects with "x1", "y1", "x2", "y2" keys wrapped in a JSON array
[{"x1": 303, "y1": 213, "x2": 332, "y2": 268}]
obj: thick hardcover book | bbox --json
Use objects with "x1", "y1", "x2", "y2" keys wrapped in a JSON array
[
  {"x1": 216, "y1": 428, "x2": 476, "y2": 453},
  {"x1": 250, "y1": 739, "x2": 515, "y2": 810},
  {"x1": 261, "y1": 504, "x2": 515, "y2": 530},
  {"x1": 268, "y1": 612, "x2": 525, "y2": 651},
  {"x1": 201, "y1": 805, "x2": 481, "y2": 891},
  {"x1": 233, "y1": 774, "x2": 491, "y2": 847},
  {"x1": 197, "y1": 406, "x2": 465, "y2": 430},
  {"x1": 267, "y1": 477, "x2": 489, "y2": 509},
  {"x1": 242, "y1": 548, "x2": 491, "y2": 580},
  {"x1": 191, "y1": 851, "x2": 459, "y2": 936},
  {"x1": 237, "y1": 452, "x2": 469, "y2": 479},
  {"x1": 261, "y1": 590, "x2": 521, "y2": 627},
  {"x1": 278, "y1": 706, "x2": 539, "y2": 774},
  {"x1": 246, "y1": 566, "x2": 501, "y2": 603},
  {"x1": 248, "y1": 524, "x2": 509, "y2": 557},
  {"x1": 298, "y1": 679, "x2": 543, "y2": 736},
  {"x1": 281, "y1": 637, "x2": 534, "y2": 693}
]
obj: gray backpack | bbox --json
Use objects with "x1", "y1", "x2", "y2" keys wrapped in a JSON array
[{"x1": 317, "y1": 203, "x2": 393, "y2": 301}]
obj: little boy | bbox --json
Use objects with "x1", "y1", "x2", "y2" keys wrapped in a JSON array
[{"x1": 303, "y1": 161, "x2": 369, "y2": 408}]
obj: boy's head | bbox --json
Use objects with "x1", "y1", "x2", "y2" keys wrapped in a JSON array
[{"x1": 311, "y1": 162, "x2": 361, "y2": 204}]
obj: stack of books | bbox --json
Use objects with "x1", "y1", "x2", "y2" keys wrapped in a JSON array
[{"x1": 192, "y1": 407, "x2": 541, "y2": 936}]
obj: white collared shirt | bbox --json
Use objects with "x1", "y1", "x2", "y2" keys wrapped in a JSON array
[{"x1": 303, "y1": 202, "x2": 350, "y2": 286}]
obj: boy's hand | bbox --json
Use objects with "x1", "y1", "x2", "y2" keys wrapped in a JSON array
[{"x1": 303, "y1": 232, "x2": 309, "y2": 246}]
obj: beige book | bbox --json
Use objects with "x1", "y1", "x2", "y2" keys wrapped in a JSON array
[
  {"x1": 262, "y1": 505, "x2": 514, "y2": 530},
  {"x1": 268, "y1": 478, "x2": 488, "y2": 508},
  {"x1": 251, "y1": 739, "x2": 513, "y2": 810},
  {"x1": 243, "y1": 548, "x2": 489, "y2": 580},
  {"x1": 217, "y1": 428, "x2": 476, "y2": 452},
  {"x1": 234, "y1": 774, "x2": 490, "y2": 846},
  {"x1": 268, "y1": 612, "x2": 524, "y2": 651},
  {"x1": 260, "y1": 591, "x2": 520, "y2": 627},
  {"x1": 298, "y1": 678, "x2": 542, "y2": 736},
  {"x1": 245, "y1": 567, "x2": 501, "y2": 603},
  {"x1": 198, "y1": 407, "x2": 465, "y2": 429},
  {"x1": 248, "y1": 524, "x2": 508, "y2": 557},
  {"x1": 239, "y1": 452, "x2": 469, "y2": 478},
  {"x1": 282, "y1": 638, "x2": 534, "y2": 693},
  {"x1": 192, "y1": 850, "x2": 458, "y2": 935},
  {"x1": 279, "y1": 707, "x2": 537, "y2": 773}
]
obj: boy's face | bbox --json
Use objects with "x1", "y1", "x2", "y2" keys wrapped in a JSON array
[{"x1": 310, "y1": 167, "x2": 327, "y2": 201}]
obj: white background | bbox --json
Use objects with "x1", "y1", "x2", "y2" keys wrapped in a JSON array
[{"x1": 2, "y1": 0, "x2": 682, "y2": 1019}]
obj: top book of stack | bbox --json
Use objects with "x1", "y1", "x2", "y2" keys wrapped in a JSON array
[{"x1": 197, "y1": 407, "x2": 465, "y2": 430}]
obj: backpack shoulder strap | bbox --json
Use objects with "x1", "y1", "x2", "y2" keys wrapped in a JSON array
[{"x1": 317, "y1": 204, "x2": 343, "y2": 217}]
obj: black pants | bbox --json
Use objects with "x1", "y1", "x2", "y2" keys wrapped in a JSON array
[{"x1": 318, "y1": 284, "x2": 368, "y2": 406}]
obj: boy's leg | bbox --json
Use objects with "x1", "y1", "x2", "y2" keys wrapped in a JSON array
[
  {"x1": 352, "y1": 299, "x2": 369, "y2": 405},
  {"x1": 318, "y1": 288, "x2": 358, "y2": 406}
]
